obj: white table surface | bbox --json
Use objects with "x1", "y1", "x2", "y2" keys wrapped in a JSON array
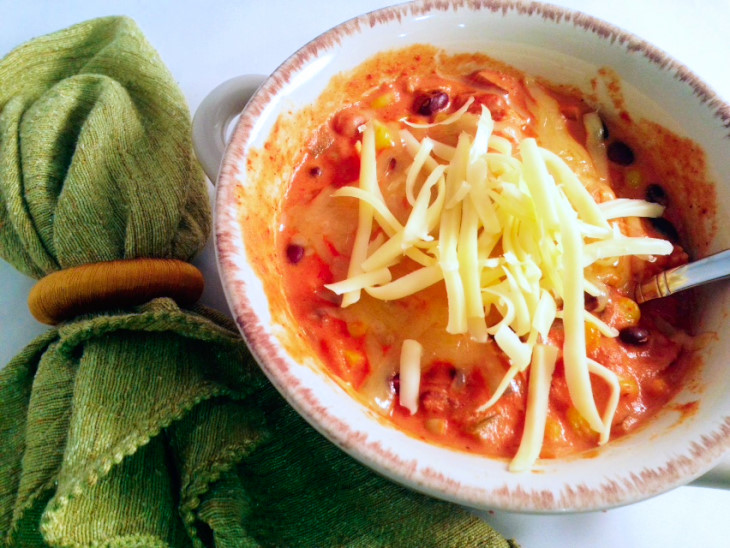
[{"x1": 2, "y1": 1, "x2": 730, "y2": 546}]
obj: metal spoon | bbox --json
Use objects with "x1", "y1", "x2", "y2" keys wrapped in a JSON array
[{"x1": 635, "y1": 249, "x2": 730, "y2": 303}]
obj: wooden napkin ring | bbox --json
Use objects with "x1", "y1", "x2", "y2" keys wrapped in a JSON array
[{"x1": 28, "y1": 258, "x2": 205, "y2": 325}]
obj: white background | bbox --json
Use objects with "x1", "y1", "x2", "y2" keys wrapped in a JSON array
[{"x1": 2, "y1": 1, "x2": 730, "y2": 546}]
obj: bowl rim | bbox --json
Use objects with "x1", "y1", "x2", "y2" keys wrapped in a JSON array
[{"x1": 214, "y1": 0, "x2": 730, "y2": 512}]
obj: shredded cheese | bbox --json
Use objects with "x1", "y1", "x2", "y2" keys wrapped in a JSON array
[
  {"x1": 324, "y1": 268, "x2": 392, "y2": 295},
  {"x1": 586, "y1": 358, "x2": 620, "y2": 444},
  {"x1": 598, "y1": 198, "x2": 665, "y2": 220},
  {"x1": 329, "y1": 105, "x2": 673, "y2": 471},
  {"x1": 365, "y1": 265, "x2": 443, "y2": 300},
  {"x1": 520, "y1": 138, "x2": 560, "y2": 229},
  {"x1": 340, "y1": 123, "x2": 377, "y2": 307},
  {"x1": 509, "y1": 344, "x2": 559, "y2": 472},
  {"x1": 399, "y1": 339, "x2": 423, "y2": 414},
  {"x1": 558, "y1": 196, "x2": 605, "y2": 435},
  {"x1": 405, "y1": 138, "x2": 435, "y2": 206}
]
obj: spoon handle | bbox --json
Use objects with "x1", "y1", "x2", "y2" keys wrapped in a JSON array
[{"x1": 635, "y1": 249, "x2": 730, "y2": 303}]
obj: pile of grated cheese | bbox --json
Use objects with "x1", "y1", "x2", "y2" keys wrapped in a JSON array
[{"x1": 324, "y1": 101, "x2": 672, "y2": 472}]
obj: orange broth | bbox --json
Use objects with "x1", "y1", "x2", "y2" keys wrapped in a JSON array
[{"x1": 278, "y1": 49, "x2": 694, "y2": 460}]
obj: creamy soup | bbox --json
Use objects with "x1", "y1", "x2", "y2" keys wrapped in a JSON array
[{"x1": 277, "y1": 46, "x2": 697, "y2": 471}]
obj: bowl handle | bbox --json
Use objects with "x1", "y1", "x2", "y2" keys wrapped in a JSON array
[{"x1": 192, "y1": 75, "x2": 267, "y2": 181}]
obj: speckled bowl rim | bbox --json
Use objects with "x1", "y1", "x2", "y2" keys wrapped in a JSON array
[{"x1": 214, "y1": 0, "x2": 730, "y2": 512}]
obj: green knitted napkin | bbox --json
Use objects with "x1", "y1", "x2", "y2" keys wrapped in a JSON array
[{"x1": 0, "y1": 17, "x2": 519, "y2": 548}]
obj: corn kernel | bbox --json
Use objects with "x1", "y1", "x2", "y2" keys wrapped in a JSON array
[
  {"x1": 344, "y1": 349, "x2": 366, "y2": 368},
  {"x1": 374, "y1": 121, "x2": 395, "y2": 150},
  {"x1": 425, "y1": 418, "x2": 448, "y2": 435},
  {"x1": 347, "y1": 321, "x2": 368, "y2": 338},
  {"x1": 616, "y1": 296, "x2": 640, "y2": 327},
  {"x1": 566, "y1": 406, "x2": 596, "y2": 438},
  {"x1": 619, "y1": 377, "x2": 639, "y2": 397},
  {"x1": 647, "y1": 377, "x2": 669, "y2": 396},
  {"x1": 626, "y1": 169, "x2": 642, "y2": 189},
  {"x1": 585, "y1": 323, "x2": 601, "y2": 352},
  {"x1": 433, "y1": 111, "x2": 452, "y2": 123},
  {"x1": 544, "y1": 416, "x2": 564, "y2": 443},
  {"x1": 371, "y1": 91, "x2": 396, "y2": 109}
]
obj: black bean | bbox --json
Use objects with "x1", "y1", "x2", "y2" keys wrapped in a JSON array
[
  {"x1": 607, "y1": 141, "x2": 635, "y2": 166},
  {"x1": 286, "y1": 244, "x2": 305, "y2": 264},
  {"x1": 649, "y1": 217, "x2": 679, "y2": 242},
  {"x1": 645, "y1": 183, "x2": 668, "y2": 206},
  {"x1": 619, "y1": 326, "x2": 650, "y2": 346},
  {"x1": 414, "y1": 90, "x2": 449, "y2": 116}
]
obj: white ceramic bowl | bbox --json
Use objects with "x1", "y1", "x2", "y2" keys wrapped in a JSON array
[{"x1": 203, "y1": 0, "x2": 730, "y2": 512}]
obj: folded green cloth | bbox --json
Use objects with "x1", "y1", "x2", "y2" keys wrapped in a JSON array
[{"x1": 0, "y1": 17, "x2": 519, "y2": 548}]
